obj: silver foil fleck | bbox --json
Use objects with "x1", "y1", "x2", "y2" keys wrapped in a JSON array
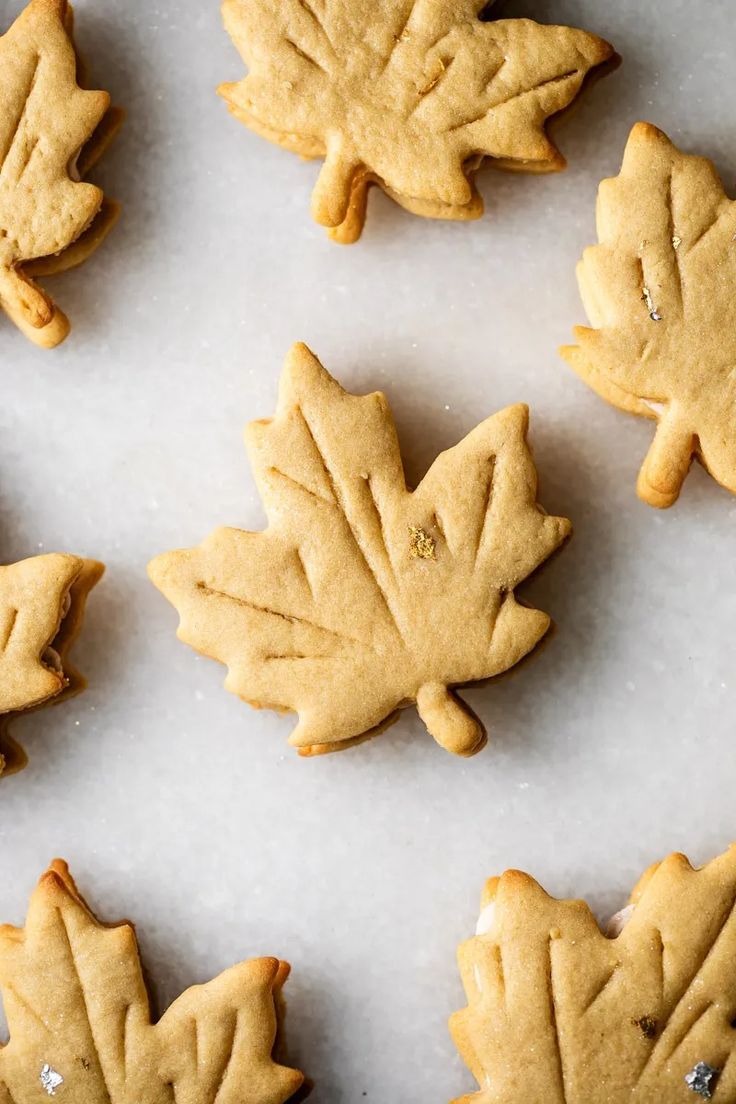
[
  {"x1": 685, "y1": 1061, "x2": 719, "y2": 1099},
  {"x1": 40, "y1": 1065, "x2": 64, "y2": 1096},
  {"x1": 642, "y1": 286, "x2": 663, "y2": 322}
]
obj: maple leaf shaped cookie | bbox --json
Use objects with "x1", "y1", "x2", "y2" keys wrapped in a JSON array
[
  {"x1": 219, "y1": 0, "x2": 615, "y2": 242},
  {"x1": 562, "y1": 123, "x2": 736, "y2": 508},
  {"x1": 0, "y1": 0, "x2": 121, "y2": 348},
  {"x1": 0, "y1": 553, "x2": 103, "y2": 777},
  {"x1": 0, "y1": 860, "x2": 305, "y2": 1103},
  {"x1": 149, "y1": 343, "x2": 570, "y2": 758},
  {"x1": 451, "y1": 845, "x2": 736, "y2": 1103}
]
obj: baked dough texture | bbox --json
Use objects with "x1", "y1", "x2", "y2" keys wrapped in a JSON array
[
  {"x1": 452, "y1": 845, "x2": 736, "y2": 1103},
  {"x1": 149, "y1": 343, "x2": 570, "y2": 758},
  {"x1": 219, "y1": 0, "x2": 615, "y2": 242},
  {"x1": 563, "y1": 123, "x2": 736, "y2": 508},
  {"x1": 0, "y1": 861, "x2": 305, "y2": 1104},
  {"x1": 0, "y1": 553, "x2": 103, "y2": 777},
  {"x1": 0, "y1": 0, "x2": 120, "y2": 347}
]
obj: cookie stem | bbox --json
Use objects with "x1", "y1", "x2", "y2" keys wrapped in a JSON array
[
  {"x1": 311, "y1": 145, "x2": 361, "y2": 230},
  {"x1": 0, "y1": 263, "x2": 52, "y2": 327},
  {"x1": 416, "y1": 683, "x2": 486, "y2": 757},
  {"x1": 327, "y1": 170, "x2": 371, "y2": 244},
  {"x1": 0, "y1": 263, "x2": 69, "y2": 347},
  {"x1": 638, "y1": 414, "x2": 694, "y2": 508}
]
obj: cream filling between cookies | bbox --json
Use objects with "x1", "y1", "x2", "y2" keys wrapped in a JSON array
[
  {"x1": 42, "y1": 646, "x2": 64, "y2": 675},
  {"x1": 68, "y1": 150, "x2": 82, "y2": 183},
  {"x1": 41, "y1": 591, "x2": 72, "y2": 676},
  {"x1": 475, "y1": 901, "x2": 496, "y2": 936},
  {"x1": 604, "y1": 903, "x2": 635, "y2": 938}
]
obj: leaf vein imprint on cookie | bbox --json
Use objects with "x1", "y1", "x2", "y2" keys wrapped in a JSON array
[
  {"x1": 634, "y1": 883, "x2": 736, "y2": 1085},
  {"x1": 2, "y1": 54, "x2": 41, "y2": 172},
  {"x1": 547, "y1": 935, "x2": 571, "y2": 1101},
  {"x1": 296, "y1": 402, "x2": 407, "y2": 640},
  {"x1": 582, "y1": 961, "x2": 621, "y2": 1013},
  {"x1": 218, "y1": 0, "x2": 616, "y2": 242},
  {"x1": 148, "y1": 342, "x2": 571, "y2": 759},
  {"x1": 195, "y1": 580, "x2": 362, "y2": 647},
  {"x1": 0, "y1": 607, "x2": 18, "y2": 651}
]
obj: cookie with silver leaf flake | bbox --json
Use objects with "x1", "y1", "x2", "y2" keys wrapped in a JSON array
[
  {"x1": 451, "y1": 845, "x2": 736, "y2": 1102},
  {"x1": 563, "y1": 123, "x2": 736, "y2": 508},
  {"x1": 219, "y1": 0, "x2": 615, "y2": 242},
  {"x1": 149, "y1": 343, "x2": 570, "y2": 759},
  {"x1": 0, "y1": 553, "x2": 103, "y2": 777},
  {"x1": 0, "y1": 861, "x2": 305, "y2": 1104}
]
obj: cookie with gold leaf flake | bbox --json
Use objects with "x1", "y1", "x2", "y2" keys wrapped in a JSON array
[
  {"x1": 563, "y1": 123, "x2": 736, "y2": 508},
  {"x1": 0, "y1": 553, "x2": 103, "y2": 776},
  {"x1": 0, "y1": 0, "x2": 121, "y2": 348},
  {"x1": 0, "y1": 860, "x2": 305, "y2": 1104},
  {"x1": 218, "y1": 0, "x2": 616, "y2": 243},
  {"x1": 149, "y1": 342, "x2": 570, "y2": 758},
  {"x1": 451, "y1": 845, "x2": 736, "y2": 1103}
]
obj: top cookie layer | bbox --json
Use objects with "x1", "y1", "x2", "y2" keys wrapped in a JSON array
[
  {"x1": 149, "y1": 343, "x2": 570, "y2": 758},
  {"x1": 0, "y1": 553, "x2": 103, "y2": 777},
  {"x1": 452, "y1": 845, "x2": 736, "y2": 1103},
  {"x1": 563, "y1": 123, "x2": 736, "y2": 508},
  {"x1": 0, "y1": 0, "x2": 119, "y2": 347},
  {"x1": 0, "y1": 860, "x2": 304, "y2": 1104},
  {"x1": 220, "y1": 0, "x2": 615, "y2": 241}
]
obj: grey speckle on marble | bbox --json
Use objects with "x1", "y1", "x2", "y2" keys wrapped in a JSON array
[{"x1": 0, "y1": 1, "x2": 734, "y2": 1101}]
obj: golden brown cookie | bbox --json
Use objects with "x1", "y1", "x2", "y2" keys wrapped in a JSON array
[
  {"x1": 451, "y1": 845, "x2": 736, "y2": 1103},
  {"x1": 0, "y1": 553, "x2": 103, "y2": 777},
  {"x1": 0, "y1": 0, "x2": 121, "y2": 348},
  {"x1": 562, "y1": 122, "x2": 736, "y2": 508},
  {"x1": 219, "y1": 0, "x2": 616, "y2": 243},
  {"x1": 0, "y1": 860, "x2": 305, "y2": 1103},
  {"x1": 149, "y1": 343, "x2": 571, "y2": 758}
]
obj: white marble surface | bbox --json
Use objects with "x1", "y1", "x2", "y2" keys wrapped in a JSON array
[{"x1": 1, "y1": 0, "x2": 734, "y2": 1099}]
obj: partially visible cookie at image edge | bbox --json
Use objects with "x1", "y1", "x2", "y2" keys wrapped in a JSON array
[
  {"x1": 219, "y1": 0, "x2": 616, "y2": 243},
  {"x1": 563, "y1": 123, "x2": 736, "y2": 509},
  {"x1": 451, "y1": 845, "x2": 736, "y2": 1103},
  {"x1": 149, "y1": 342, "x2": 571, "y2": 759},
  {"x1": 0, "y1": 552, "x2": 103, "y2": 777},
  {"x1": 0, "y1": 860, "x2": 305, "y2": 1104},
  {"x1": 0, "y1": 0, "x2": 122, "y2": 348}
]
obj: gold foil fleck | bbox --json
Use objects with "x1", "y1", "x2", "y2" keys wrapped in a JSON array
[{"x1": 409, "y1": 526, "x2": 436, "y2": 560}]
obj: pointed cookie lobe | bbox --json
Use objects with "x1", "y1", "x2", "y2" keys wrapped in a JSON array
[
  {"x1": 563, "y1": 123, "x2": 736, "y2": 508},
  {"x1": 0, "y1": 861, "x2": 305, "y2": 1104},
  {"x1": 219, "y1": 0, "x2": 615, "y2": 241},
  {"x1": 149, "y1": 343, "x2": 570, "y2": 758}
]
